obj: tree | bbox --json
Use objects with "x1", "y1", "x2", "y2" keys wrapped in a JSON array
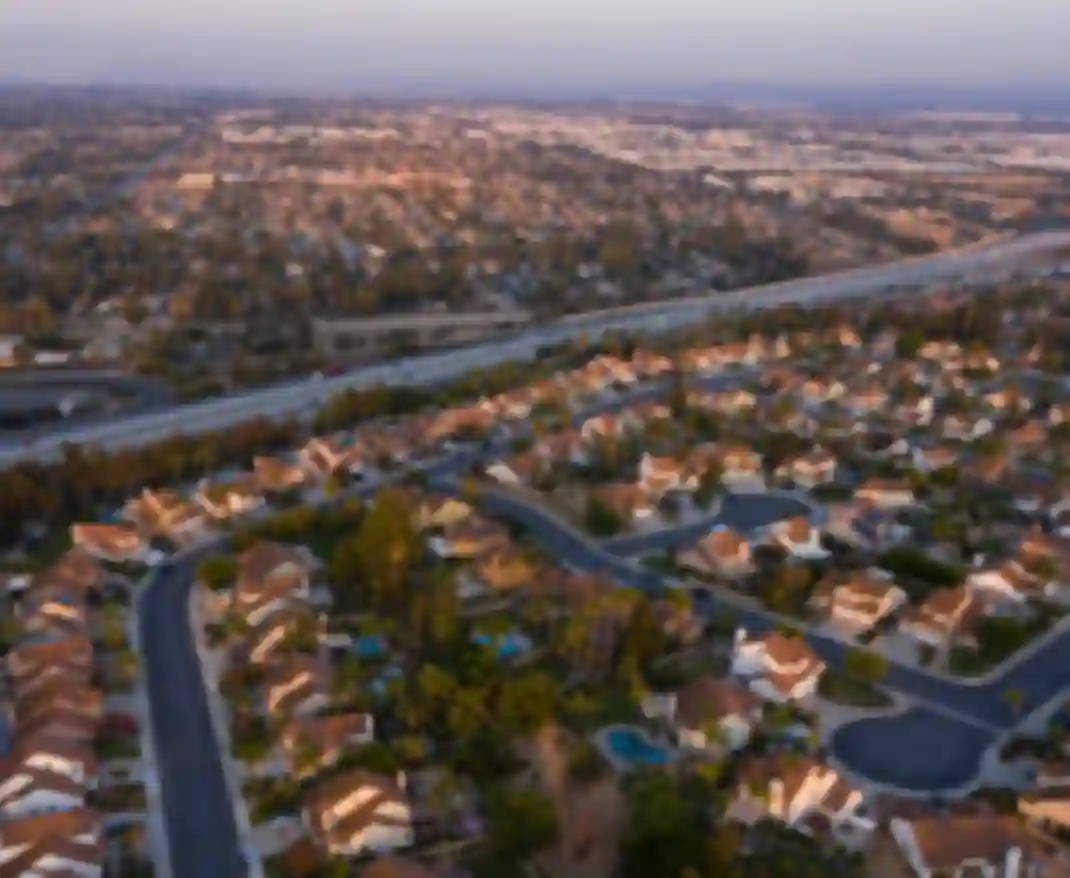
[
  {"x1": 331, "y1": 488, "x2": 418, "y2": 612},
  {"x1": 498, "y1": 671, "x2": 560, "y2": 733},
  {"x1": 585, "y1": 496, "x2": 623, "y2": 537},
  {"x1": 197, "y1": 555, "x2": 237, "y2": 591},
  {"x1": 694, "y1": 461, "x2": 724, "y2": 510},
  {"x1": 620, "y1": 774, "x2": 708, "y2": 878},
  {"x1": 485, "y1": 787, "x2": 558, "y2": 860},
  {"x1": 760, "y1": 565, "x2": 812, "y2": 614},
  {"x1": 844, "y1": 647, "x2": 888, "y2": 682}
]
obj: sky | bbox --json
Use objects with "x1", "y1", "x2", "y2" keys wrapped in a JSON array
[{"x1": 1, "y1": 0, "x2": 1069, "y2": 96}]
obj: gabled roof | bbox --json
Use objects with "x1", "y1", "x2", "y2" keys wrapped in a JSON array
[
  {"x1": 359, "y1": 858, "x2": 435, "y2": 878},
  {"x1": 675, "y1": 676, "x2": 760, "y2": 729},
  {"x1": 897, "y1": 813, "x2": 1026, "y2": 874}
]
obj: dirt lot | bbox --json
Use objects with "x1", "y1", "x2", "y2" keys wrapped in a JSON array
[{"x1": 522, "y1": 725, "x2": 626, "y2": 878}]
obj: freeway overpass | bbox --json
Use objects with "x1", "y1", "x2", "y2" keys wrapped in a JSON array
[{"x1": 3, "y1": 229, "x2": 1069, "y2": 468}]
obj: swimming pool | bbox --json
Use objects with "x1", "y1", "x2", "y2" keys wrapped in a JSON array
[
  {"x1": 472, "y1": 630, "x2": 532, "y2": 660},
  {"x1": 603, "y1": 726, "x2": 671, "y2": 767},
  {"x1": 352, "y1": 634, "x2": 388, "y2": 659}
]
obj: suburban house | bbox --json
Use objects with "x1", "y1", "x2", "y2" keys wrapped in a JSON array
[
  {"x1": 889, "y1": 813, "x2": 1029, "y2": 878},
  {"x1": 677, "y1": 528, "x2": 753, "y2": 579},
  {"x1": 359, "y1": 857, "x2": 434, "y2": 878},
  {"x1": 245, "y1": 607, "x2": 317, "y2": 665},
  {"x1": 638, "y1": 454, "x2": 696, "y2": 497},
  {"x1": 195, "y1": 475, "x2": 265, "y2": 521},
  {"x1": 595, "y1": 483, "x2": 658, "y2": 526},
  {"x1": 730, "y1": 755, "x2": 874, "y2": 838},
  {"x1": 281, "y1": 713, "x2": 374, "y2": 776},
  {"x1": 253, "y1": 455, "x2": 307, "y2": 494},
  {"x1": 580, "y1": 413, "x2": 629, "y2": 443},
  {"x1": 691, "y1": 389, "x2": 758, "y2": 415},
  {"x1": 775, "y1": 450, "x2": 838, "y2": 488},
  {"x1": 899, "y1": 586, "x2": 980, "y2": 648},
  {"x1": 304, "y1": 770, "x2": 413, "y2": 857},
  {"x1": 534, "y1": 428, "x2": 588, "y2": 468},
  {"x1": 0, "y1": 767, "x2": 86, "y2": 820},
  {"x1": 810, "y1": 573, "x2": 907, "y2": 632},
  {"x1": 631, "y1": 350, "x2": 675, "y2": 377},
  {"x1": 669, "y1": 676, "x2": 762, "y2": 751},
  {"x1": 38, "y1": 551, "x2": 106, "y2": 600},
  {"x1": 69, "y1": 523, "x2": 148, "y2": 564},
  {"x1": 230, "y1": 542, "x2": 314, "y2": 623},
  {"x1": 122, "y1": 488, "x2": 205, "y2": 540},
  {"x1": 942, "y1": 414, "x2": 994, "y2": 443},
  {"x1": 426, "y1": 406, "x2": 495, "y2": 443},
  {"x1": 0, "y1": 807, "x2": 101, "y2": 878},
  {"x1": 718, "y1": 446, "x2": 765, "y2": 488},
  {"x1": 299, "y1": 436, "x2": 364, "y2": 478},
  {"x1": 8, "y1": 638, "x2": 94, "y2": 695},
  {"x1": 768, "y1": 516, "x2": 828, "y2": 560},
  {"x1": 471, "y1": 548, "x2": 537, "y2": 595},
  {"x1": 411, "y1": 495, "x2": 472, "y2": 531},
  {"x1": 855, "y1": 479, "x2": 916, "y2": 509},
  {"x1": 824, "y1": 502, "x2": 911, "y2": 551},
  {"x1": 16, "y1": 701, "x2": 101, "y2": 750},
  {"x1": 911, "y1": 444, "x2": 959, "y2": 473},
  {"x1": 966, "y1": 562, "x2": 1040, "y2": 608},
  {"x1": 731, "y1": 630, "x2": 826, "y2": 702},
  {"x1": 427, "y1": 517, "x2": 510, "y2": 560},
  {"x1": 5, "y1": 738, "x2": 97, "y2": 790},
  {"x1": 650, "y1": 599, "x2": 703, "y2": 645},
  {"x1": 264, "y1": 656, "x2": 329, "y2": 719}
]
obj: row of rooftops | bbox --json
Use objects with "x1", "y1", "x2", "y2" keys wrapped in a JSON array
[{"x1": 0, "y1": 548, "x2": 112, "y2": 878}]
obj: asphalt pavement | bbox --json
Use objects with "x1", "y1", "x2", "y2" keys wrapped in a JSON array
[{"x1": 139, "y1": 558, "x2": 246, "y2": 878}]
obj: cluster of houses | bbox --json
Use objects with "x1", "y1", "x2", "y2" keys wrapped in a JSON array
[
  {"x1": 676, "y1": 519, "x2": 1070, "y2": 665},
  {"x1": 0, "y1": 549, "x2": 121, "y2": 877},
  {"x1": 640, "y1": 626, "x2": 1067, "y2": 877},
  {"x1": 199, "y1": 541, "x2": 418, "y2": 860}
]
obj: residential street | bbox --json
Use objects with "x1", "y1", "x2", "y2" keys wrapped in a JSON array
[
  {"x1": 138, "y1": 387, "x2": 1070, "y2": 877},
  {"x1": 139, "y1": 559, "x2": 246, "y2": 878}
]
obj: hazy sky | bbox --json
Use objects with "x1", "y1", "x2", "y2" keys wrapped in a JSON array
[{"x1": 2, "y1": 0, "x2": 1069, "y2": 94}]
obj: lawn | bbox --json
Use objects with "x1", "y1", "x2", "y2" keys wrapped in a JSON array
[
  {"x1": 817, "y1": 670, "x2": 893, "y2": 709},
  {"x1": 97, "y1": 735, "x2": 141, "y2": 761},
  {"x1": 93, "y1": 783, "x2": 147, "y2": 812},
  {"x1": 243, "y1": 777, "x2": 304, "y2": 825}
]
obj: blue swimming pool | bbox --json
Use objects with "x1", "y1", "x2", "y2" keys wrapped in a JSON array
[
  {"x1": 605, "y1": 727, "x2": 671, "y2": 766},
  {"x1": 472, "y1": 630, "x2": 532, "y2": 660},
  {"x1": 352, "y1": 634, "x2": 387, "y2": 659}
]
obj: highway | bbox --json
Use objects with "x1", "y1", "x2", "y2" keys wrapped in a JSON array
[{"x1": 3, "y1": 229, "x2": 1069, "y2": 468}]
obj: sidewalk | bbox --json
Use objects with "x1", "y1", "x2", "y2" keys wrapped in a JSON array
[{"x1": 188, "y1": 587, "x2": 267, "y2": 878}]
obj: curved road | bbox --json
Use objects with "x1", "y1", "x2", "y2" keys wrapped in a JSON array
[
  {"x1": 428, "y1": 474, "x2": 1070, "y2": 790},
  {"x1": 4, "y1": 229, "x2": 1070, "y2": 467}
]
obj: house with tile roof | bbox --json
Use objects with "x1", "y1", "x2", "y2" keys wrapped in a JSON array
[
  {"x1": 731, "y1": 630, "x2": 825, "y2": 703},
  {"x1": 304, "y1": 770, "x2": 413, "y2": 857}
]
